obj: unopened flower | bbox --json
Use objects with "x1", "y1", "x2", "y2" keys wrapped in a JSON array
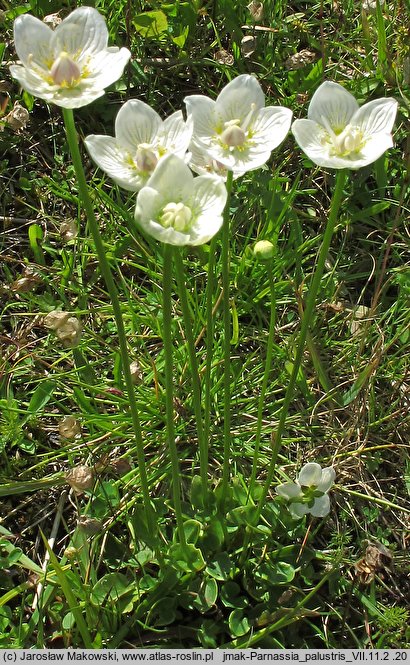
[
  {"x1": 130, "y1": 360, "x2": 143, "y2": 385},
  {"x1": 60, "y1": 219, "x2": 78, "y2": 242},
  {"x1": 184, "y1": 74, "x2": 292, "y2": 176},
  {"x1": 276, "y1": 462, "x2": 336, "y2": 518},
  {"x1": 44, "y1": 310, "x2": 81, "y2": 347},
  {"x1": 241, "y1": 36, "x2": 257, "y2": 58},
  {"x1": 65, "y1": 465, "x2": 94, "y2": 493},
  {"x1": 362, "y1": 0, "x2": 384, "y2": 12},
  {"x1": 10, "y1": 7, "x2": 130, "y2": 109},
  {"x1": 291, "y1": 81, "x2": 398, "y2": 169},
  {"x1": 3, "y1": 101, "x2": 29, "y2": 131},
  {"x1": 253, "y1": 239, "x2": 274, "y2": 261},
  {"x1": 247, "y1": 0, "x2": 264, "y2": 21},
  {"x1": 59, "y1": 415, "x2": 81, "y2": 440},
  {"x1": 85, "y1": 100, "x2": 192, "y2": 191},
  {"x1": 135, "y1": 154, "x2": 227, "y2": 246}
]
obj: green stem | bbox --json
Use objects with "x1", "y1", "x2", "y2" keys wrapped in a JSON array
[
  {"x1": 219, "y1": 170, "x2": 234, "y2": 506},
  {"x1": 61, "y1": 108, "x2": 157, "y2": 544},
  {"x1": 248, "y1": 262, "x2": 276, "y2": 498},
  {"x1": 255, "y1": 169, "x2": 348, "y2": 521},
  {"x1": 162, "y1": 244, "x2": 187, "y2": 547},
  {"x1": 174, "y1": 249, "x2": 208, "y2": 498},
  {"x1": 203, "y1": 235, "x2": 217, "y2": 475}
]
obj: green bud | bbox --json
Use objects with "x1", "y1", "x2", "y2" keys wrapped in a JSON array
[{"x1": 253, "y1": 240, "x2": 275, "y2": 261}]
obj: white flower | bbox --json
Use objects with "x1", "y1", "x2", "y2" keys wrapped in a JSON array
[
  {"x1": 291, "y1": 81, "x2": 398, "y2": 170},
  {"x1": 188, "y1": 140, "x2": 245, "y2": 181},
  {"x1": 134, "y1": 154, "x2": 227, "y2": 246},
  {"x1": 84, "y1": 100, "x2": 192, "y2": 191},
  {"x1": 184, "y1": 74, "x2": 292, "y2": 176},
  {"x1": 276, "y1": 462, "x2": 336, "y2": 519},
  {"x1": 10, "y1": 7, "x2": 130, "y2": 109}
]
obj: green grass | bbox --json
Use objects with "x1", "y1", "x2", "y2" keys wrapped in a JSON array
[{"x1": 1, "y1": 0, "x2": 410, "y2": 650}]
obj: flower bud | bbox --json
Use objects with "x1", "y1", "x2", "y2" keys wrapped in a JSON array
[
  {"x1": 130, "y1": 360, "x2": 143, "y2": 385},
  {"x1": 55, "y1": 316, "x2": 82, "y2": 347},
  {"x1": 60, "y1": 219, "x2": 78, "y2": 242},
  {"x1": 59, "y1": 415, "x2": 81, "y2": 440},
  {"x1": 65, "y1": 465, "x2": 95, "y2": 493},
  {"x1": 253, "y1": 240, "x2": 275, "y2": 261},
  {"x1": 247, "y1": 0, "x2": 264, "y2": 21}
]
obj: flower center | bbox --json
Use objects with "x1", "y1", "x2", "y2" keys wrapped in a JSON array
[
  {"x1": 50, "y1": 51, "x2": 81, "y2": 87},
  {"x1": 135, "y1": 144, "x2": 158, "y2": 172},
  {"x1": 336, "y1": 125, "x2": 363, "y2": 154},
  {"x1": 220, "y1": 122, "x2": 246, "y2": 147},
  {"x1": 159, "y1": 202, "x2": 192, "y2": 232}
]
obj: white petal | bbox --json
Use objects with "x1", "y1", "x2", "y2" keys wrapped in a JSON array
[
  {"x1": 188, "y1": 175, "x2": 226, "y2": 244},
  {"x1": 216, "y1": 74, "x2": 265, "y2": 123},
  {"x1": 13, "y1": 14, "x2": 52, "y2": 70},
  {"x1": 298, "y1": 463, "x2": 323, "y2": 487},
  {"x1": 291, "y1": 118, "x2": 346, "y2": 169},
  {"x1": 9, "y1": 64, "x2": 53, "y2": 97},
  {"x1": 357, "y1": 134, "x2": 395, "y2": 166},
  {"x1": 52, "y1": 6, "x2": 108, "y2": 60},
  {"x1": 144, "y1": 154, "x2": 194, "y2": 201},
  {"x1": 84, "y1": 135, "x2": 146, "y2": 191},
  {"x1": 251, "y1": 106, "x2": 293, "y2": 151},
  {"x1": 289, "y1": 502, "x2": 310, "y2": 518},
  {"x1": 42, "y1": 83, "x2": 105, "y2": 109},
  {"x1": 276, "y1": 482, "x2": 303, "y2": 500},
  {"x1": 114, "y1": 99, "x2": 161, "y2": 151},
  {"x1": 317, "y1": 466, "x2": 336, "y2": 493},
  {"x1": 142, "y1": 221, "x2": 191, "y2": 246},
  {"x1": 160, "y1": 111, "x2": 193, "y2": 156},
  {"x1": 135, "y1": 186, "x2": 164, "y2": 225},
  {"x1": 309, "y1": 495, "x2": 331, "y2": 517},
  {"x1": 184, "y1": 95, "x2": 216, "y2": 141},
  {"x1": 87, "y1": 48, "x2": 130, "y2": 91},
  {"x1": 308, "y1": 81, "x2": 359, "y2": 131},
  {"x1": 353, "y1": 97, "x2": 398, "y2": 136}
]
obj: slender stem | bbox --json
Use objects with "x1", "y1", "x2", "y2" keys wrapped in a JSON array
[
  {"x1": 248, "y1": 261, "x2": 276, "y2": 498},
  {"x1": 174, "y1": 249, "x2": 208, "y2": 498},
  {"x1": 162, "y1": 244, "x2": 187, "y2": 547},
  {"x1": 203, "y1": 235, "x2": 217, "y2": 474},
  {"x1": 61, "y1": 108, "x2": 157, "y2": 543},
  {"x1": 255, "y1": 169, "x2": 348, "y2": 520},
  {"x1": 220, "y1": 170, "x2": 234, "y2": 505}
]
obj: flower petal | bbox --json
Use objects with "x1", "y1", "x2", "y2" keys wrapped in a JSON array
[
  {"x1": 144, "y1": 154, "x2": 194, "y2": 201},
  {"x1": 292, "y1": 118, "x2": 350, "y2": 169},
  {"x1": 353, "y1": 97, "x2": 398, "y2": 137},
  {"x1": 317, "y1": 466, "x2": 336, "y2": 493},
  {"x1": 188, "y1": 175, "x2": 226, "y2": 244},
  {"x1": 84, "y1": 135, "x2": 146, "y2": 191},
  {"x1": 114, "y1": 99, "x2": 161, "y2": 151},
  {"x1": 87, "y1": 47, "x2": 130, "y2": 91},
  {"x1": 298, "y1": 463, "x2": 323, "y2": 487},
  {"x1": 52, "y1": 6, "x2": 108, "y2": 60},
  {"x1": 310, "y1": 495, "x2": 331, "y2": 517},
  {"x1": 184, "y1": 94, "x2": 216, "y2": 142},
  {"x1": 308, "y1": 81, "x2": 359, "y2": 131},
  {"x1": 13, "y1": 14, "x2": 52, "y2": 70},
  {"x1": 215, "y1": 74, "x2": 265, "y2": 123},
  {"x1": 289, "y1": 502, "x2": 310, "y2": 518},
  {"x1": 9, "y1": 64, "x2": 53, "y2": 97},
  {"x1": 276, "y1": 482, "x2": 303, "y2": 500},
  {"x1": 160, "y1": 110, "x2": 193, "y2": 156},
  {"x1": 251, "y1": 106, "x2": 293, "y2": 151}
]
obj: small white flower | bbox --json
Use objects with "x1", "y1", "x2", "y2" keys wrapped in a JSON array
[
  {"x1": 10, "y1": 7, "x2": 130, "y2": 109},
  {"x1": 291, "y1": 81, "x2": 398, "y2": 170},
  {"x1": 134, "y1": 154, "x2": 227, "y2": 246},
  {"x1": 85, "y1": 100, "x2": 192, "y2": 191},
  {"x1": 184, "y1": 74, "x2": 292, "y2": 176},
  {"x1": 276, "y1": 462, "x2": 336, "y2": 519}
]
